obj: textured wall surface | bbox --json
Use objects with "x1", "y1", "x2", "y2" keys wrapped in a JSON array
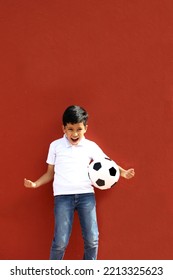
[{"x1": 0, "y1": 0, "x2": 172, "y2": 260}]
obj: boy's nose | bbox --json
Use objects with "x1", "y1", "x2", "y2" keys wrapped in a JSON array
[{"x1": 73, "y1": 132, "x2": 78, "y2": 136}]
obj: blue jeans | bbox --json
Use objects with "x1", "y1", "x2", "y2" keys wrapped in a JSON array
[{"x1": 50, "y1": 193, "x2": 99, "y2": 260}]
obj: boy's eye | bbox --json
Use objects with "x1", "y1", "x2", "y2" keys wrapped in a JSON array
[{"x1": 67, "y1": 127, "x2": 83, "y2": 132}]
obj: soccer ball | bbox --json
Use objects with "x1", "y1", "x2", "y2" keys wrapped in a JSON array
[{"x1": 88, "y1": 157, "x2": 120, "y2": 190}]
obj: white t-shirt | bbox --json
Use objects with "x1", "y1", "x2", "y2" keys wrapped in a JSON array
[{"x1": 46, "y1": 135, "x2": 106, "y2": 196}]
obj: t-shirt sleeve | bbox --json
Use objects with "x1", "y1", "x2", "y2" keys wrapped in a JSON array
[
  {"x1": 91, "y1": 142, "x2": 108, "y2": 160},
  {"x1": 46, "y1": 142, "x2": 56, "y2": 165}
]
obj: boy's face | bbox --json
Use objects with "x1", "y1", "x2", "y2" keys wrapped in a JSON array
[{"x1": 63, "y1": 122, "x2": 88, "y2": 145}]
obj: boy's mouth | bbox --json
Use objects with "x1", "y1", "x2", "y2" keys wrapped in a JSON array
[{"x1": 71, "y1": 137, "x2": 79, "y2": 144}]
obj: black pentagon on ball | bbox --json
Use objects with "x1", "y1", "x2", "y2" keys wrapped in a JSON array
[
  {"x1": 93, "y1": 162, "x2": 102, "y2": 171},
  {"x1": 109, "y1": 167, "x2": 117, "y2": 176},
  {"x1": 96, "y1": 179, "x2": 105, "y2": 186}
]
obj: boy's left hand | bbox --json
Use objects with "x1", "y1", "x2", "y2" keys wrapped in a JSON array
[{"x1": 121, "y1": 168, "x2": 135, "y2": 179}]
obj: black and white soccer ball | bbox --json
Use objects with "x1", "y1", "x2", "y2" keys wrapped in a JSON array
[{"x1": 88, "y1": 157, "x2": 120, "y2": 190}]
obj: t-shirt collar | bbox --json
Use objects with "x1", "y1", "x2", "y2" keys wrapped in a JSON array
[{"x1": 63, "y1": 134, "x2": 85, "y2": 147}]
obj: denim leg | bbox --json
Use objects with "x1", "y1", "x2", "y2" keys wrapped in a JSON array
[
  {"x1": 77, "y1": 193, "x2": 99, "y2": 260},
  {"x1": 50, "y1": 195, "x2": 75, "y2": 260}
]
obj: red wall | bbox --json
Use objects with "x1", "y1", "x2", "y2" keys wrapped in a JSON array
[{"x1": 0, "y1": 0, "x2": 172, "y2": 260}]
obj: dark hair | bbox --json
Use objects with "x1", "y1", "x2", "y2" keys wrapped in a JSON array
[{"x1": 62, "y1": 105, "x2": 88, "y2": 126}]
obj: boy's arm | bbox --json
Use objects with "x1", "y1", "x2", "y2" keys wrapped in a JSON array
[
  {"x1": 24, "y1": 164, "x2": 54, "y2": 188},
  {"x1": 118, "y1": 166, "x2": 135, "y2": 179}
]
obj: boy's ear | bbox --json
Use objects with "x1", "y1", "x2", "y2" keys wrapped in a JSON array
[
  {"x1": 85, "y1": 124, "x2": 88, "y2": 132},
  {"x1": 62, "y1": 125, "x2": 66, "y2": 133}
]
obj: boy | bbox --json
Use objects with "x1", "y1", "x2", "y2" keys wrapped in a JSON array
[{"x1": 24, "y1": 105, "x2": 135, "y2": 260}]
